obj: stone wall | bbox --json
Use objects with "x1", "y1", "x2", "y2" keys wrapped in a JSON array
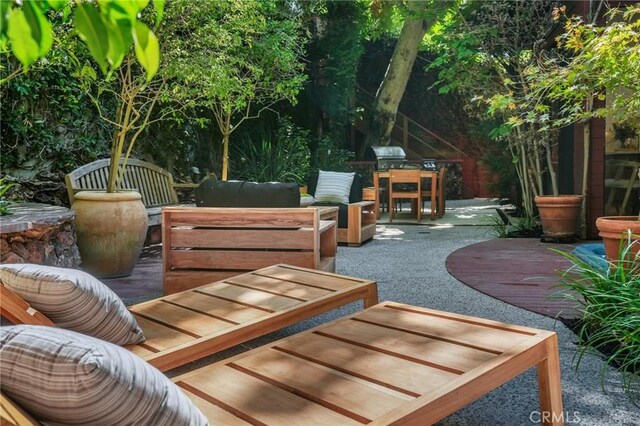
[{"x1": 1, "y1": 203, "x2": 81, "y2": 267}]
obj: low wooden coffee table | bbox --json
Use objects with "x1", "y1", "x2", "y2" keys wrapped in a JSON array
[{"x1": 174, "y1": 302, "x2": 564, "y2": 425}]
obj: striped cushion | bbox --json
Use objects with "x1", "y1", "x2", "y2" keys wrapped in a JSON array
[
  {"x1": 0, "y1": 264, "x2": 144, "y2": 345},
  {"x1": 314, "y1": 170, "x2": 355, "y2": 204},
  {"x1": 0, "y1": 326, "x2": 207, "y2": 426}
]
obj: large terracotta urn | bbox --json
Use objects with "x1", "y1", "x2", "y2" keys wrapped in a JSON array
[
  {"x1": 534, "y1": 195, "x2": 583, "y2": 238},
  {"x1": 595, "y1": 216, "x2": 640, "y2": 261},
  {"x1": 72, "y1": 191, "x2": 148, "y2": 278}
]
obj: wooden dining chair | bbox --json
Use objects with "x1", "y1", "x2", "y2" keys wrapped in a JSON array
[
  {"x1": 388, "y1": 169, "x2": 422, "y2": 222},
  {"x1": 422, "y1": 166, "x2": 448, "y2": 218}
]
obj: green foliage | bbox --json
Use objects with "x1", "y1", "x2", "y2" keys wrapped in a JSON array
[
  {"x1": 307, "y1": 1, "x2": 366, "y2": 131},
  {"x1": 427, "y1": 0, "x2": 561, "y2": 215},
  {"x1": 480, "y1": 134, "x2": 519, "y2": 199},
  {"x1": 554, "y1": 244, "x2": 640, "y2": 403},
  {"x1": 311, "y1": 136, "x2": 354, "y2": 173},
  {"x1": 0, "y1": 178, "x2": 17, "y2": 215},
  {"x1": 526, "y1": 5, "x2": 640, "y2": 130},
  {"x1": 488, "y1": 215, "x2": 510, "y2": 238},
  {"x1": 230, "y1": 118, "x2": 311, "y2": 184},
  {"x1": 0, "y1": 40, "x2": 110, "y2": 174},
  {"x1": 488, "y1": 213, "x2": 541, "y2": 238},
  {"x1": 161, "y1": 0, "x2": 308, "y2": 179},
  {"x1": 1, "y1": 0, "x2": 163, "y2": 80}
]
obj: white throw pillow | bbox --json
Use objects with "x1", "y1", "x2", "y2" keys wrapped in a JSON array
[
  {"x1": 0, "y1": 326, "x2": 207, "y2": 426},
  {"x1": 0, "y1": 264, "x2": 144, "y2": 345},
  {"x1": 314, "y1": 170, "x2": 355, "y2": 204}
]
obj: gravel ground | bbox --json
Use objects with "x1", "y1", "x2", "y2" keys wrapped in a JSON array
[{"x1": 168, "y1": 216, "x2": 639, "y2": 425}]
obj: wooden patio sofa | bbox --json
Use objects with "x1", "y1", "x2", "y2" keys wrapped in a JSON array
[
  {"x1": 0, "y1": 301, "x2": 564, "y2": 425},
  {"x1": 162, "y1": 206, "x2": 338, "y2": 294},
  {"x1": 65, "y1": 158, "x2": 197, "y2": 226},
  {"x1": 0, "y1": 264, "x2": 378, "y2": 372}
]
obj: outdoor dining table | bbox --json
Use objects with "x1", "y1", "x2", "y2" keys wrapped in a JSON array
[{"x1": 374, "y1": 169, "x2": 438, "y2": 220}]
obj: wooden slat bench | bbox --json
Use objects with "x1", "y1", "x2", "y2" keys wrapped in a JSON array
[
  {"x1": 0, "y1": 264, "x2": 378, "y2": 372},
  {"x1": 162, "y1": 207, "x2": 338, "y2": 294},
  {"x1": 65, "y1": 158, "x2": 197, "y2": 226},
  {"x1": 174, "y1": 302, "x2": 564, "y2": 425}
]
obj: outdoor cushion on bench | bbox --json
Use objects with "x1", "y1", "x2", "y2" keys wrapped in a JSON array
[
  {"x1": 0, "y1": 264, "x2": 144, "y2": 345},
  {"x1": 0, "y1": 326, "x2": 206, "y2": 426},
  {"x1": 195, "y1": 179, "x2": 300, "y2": 207},
  {"x1": 0, "y1": 264, "x2": 378, "y2": 372}
]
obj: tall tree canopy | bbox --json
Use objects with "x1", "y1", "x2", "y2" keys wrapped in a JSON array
[
  {"x1": 161, "y1": 0, "x2": 307, "y2": 180},
  {"x1": 364, "y1": 0, "x2": 450, "y2": 150}
]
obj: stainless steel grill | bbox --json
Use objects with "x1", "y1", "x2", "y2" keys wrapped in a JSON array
[{"x1": 365, "y1": 146, "x2": 407, "y2": 170}]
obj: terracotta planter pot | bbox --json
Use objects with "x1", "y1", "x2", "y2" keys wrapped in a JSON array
[
  {"x1": 534, "y1": 195, "x2": 583, "y2": 238},
  {"x1": 72, "y1": 191, "x2": 148, "y2": 278},
  {"x1": 595, "y1": 216, "x2": 640, "y2": 261}
]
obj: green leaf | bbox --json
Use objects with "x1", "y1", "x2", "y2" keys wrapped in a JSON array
[
  {"x1": 81, "y1": 63, "x2": 97, "y2": 80},
  {"x1": 75, "y1": 3, "x2": 109, "y2": 74},
  {"x1": 105, "y1": 18, "x2": 131, "y2": 69},
  {"x1": 152, "y1": 0, "x2": 164, "y2": 28},
  {"x1": 6, "y1": 9, "x2": 40, "y2": 69},
  {"x1": 62, "y1": 4, "x2": 72, "y2": 20},
  {"x1": 133, "y1": 21, "x2": 159, "y2": 81},
  {"x1": 102, "y1": 0, "x2": 137, "y2": 23},
  {"x1": 23, "y1": 1, "x2": 53, "y2": 56},
  {"x1": 0, "y1": 0, "x2": 11, "y2": 36},
  {"x1": 45, "y1": 0, "x2": 67, "y2": 11}
]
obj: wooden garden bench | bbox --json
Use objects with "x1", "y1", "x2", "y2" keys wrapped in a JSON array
[
  {"x1": 162, "y1": 206, "x2": 339, "y2": 294},
  {"x1": 65, "y1": 158, "x2": 197, "y2": 226},
  {"x1": 0, "y1": 264, "x2": 378, "y2": 372}
]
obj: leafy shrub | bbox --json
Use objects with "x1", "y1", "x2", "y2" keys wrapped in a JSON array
[
  {"x1": 489, "y1": 213, "x2": 542, "y2": 238},
  {"x1": 1, "y1": 42, "x2": 110, "y2": 176},
  {"x1": 0, "y1": 178, "x2": 17, "y2": 215},
  {"x1": 231, "y1": 118, "x2": 311, "y2": 184},
  {"x1": 554, "y1": 243, "x2": 639, "y2": 403},
  {"x1": 311, "y1": 136, "x2": 355, "y2": 173}
]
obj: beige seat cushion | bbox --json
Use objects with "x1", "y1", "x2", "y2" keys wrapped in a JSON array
[
  {"x1": 314, "y1": 170, "x2": 355, "y2": 204},
  {"x1": 0, "y1": 326, "x2": 207, "y2": 426},
  {"x1": 0, "y1": 264, "x2": 144, "y2": 345}
]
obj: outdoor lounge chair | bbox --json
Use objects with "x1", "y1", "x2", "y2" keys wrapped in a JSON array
[
  {"x1": 0, "y1": 264, "x2": 378, "y2": 372},
  {"x1": 1, "y1": 300, "x2": 564, "y2": 425}
]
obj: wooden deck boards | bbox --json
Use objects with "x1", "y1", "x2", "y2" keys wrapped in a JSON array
[{"x1": 446, "y1": 238, "x2": 580, "y2": 319}]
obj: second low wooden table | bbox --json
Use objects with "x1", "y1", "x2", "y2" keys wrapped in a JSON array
[{"x1": 174, "y1": 302, "x2": 563, "y2": 425}]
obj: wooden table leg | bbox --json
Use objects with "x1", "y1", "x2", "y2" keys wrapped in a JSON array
[
  {"x1": 536, "y1": 335, "x2": 564, "y2": 426},
  {"x1": 363, "y1": 284, "x2": 379, "y2": 308},
  {"x1": 374, "y1": 173, "x2": 381, "y2": 220},
  {"x1": 430, "y1": 173, "x2": 437, "y2": 220}
]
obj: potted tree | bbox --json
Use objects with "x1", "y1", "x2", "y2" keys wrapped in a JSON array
[
  {"x1": 427, "y1": 1, "x2": 584, "y2": 238},
  {"x1": 3, "y1": 1, "x2": 164, "y2": 277},
  {"x1": 550, "y1": 5, "x2": 640, "y2": 260},
  {"x1": 528, "y1": 5, "x2": 639, "y2": 241}
]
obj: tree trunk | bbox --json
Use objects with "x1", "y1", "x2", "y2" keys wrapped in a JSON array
[
  {"x1": 220, "y1": 113, "x2": 232, "y2": 181},
  {"x1": 364, "y1": 1, "x2": 429, "y2": 150},
  {"x1": 579, "y1": 118, "x2": 591, "y2": 239}
]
